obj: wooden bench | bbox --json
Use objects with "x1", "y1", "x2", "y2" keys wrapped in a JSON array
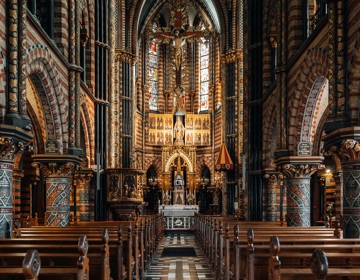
[
  {"x1": 11, "y1": 215, "x2": 164, "y2": 280},
  {"x1": 195, "y1": 218, "x2": 341, "y2": 279},
  {"x1": 0, "y1": 236, "x2": 90, "y2": 280},
  {"x1": 10, "y1": 226, "x2": 133, "y2": 280},
  {"x1": 2, "y1": 249, "x2": 41, "y2": 280},
  {"x1": 194, "y1": 214, "x2": 360, "y2": 280},
  {"x1": 269, "y1": 236, "x2": 360, "y2": 280}
]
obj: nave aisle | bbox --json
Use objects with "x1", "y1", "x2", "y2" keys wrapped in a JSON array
[{"x1": 143, "y1": 231, "x2": 216, "y2": 280}]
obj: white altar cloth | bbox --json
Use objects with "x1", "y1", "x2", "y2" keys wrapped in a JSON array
[{"x1": 159, "y1": 205, "x2": 199, "y2": 230}]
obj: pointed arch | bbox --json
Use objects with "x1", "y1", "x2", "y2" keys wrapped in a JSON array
[
  {"x1": 263, "y1": 93, "x2": 278, "y2": 166},
  {"x1": 80, "y1": 102, "x2": 95, "y2": 166},
  {"x1": 288, "y1": 47, "x2": 328, "y2": 153},
  {"x1": 164, "y1": 150, "x2": 194, "y2": 173},
  {"x1": 25, "y1": 46, "x2": 67, "y2": 153}
]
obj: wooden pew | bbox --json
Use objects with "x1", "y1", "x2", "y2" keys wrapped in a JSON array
[
  {"x1": 198, "y1": 223, "x2": 340, "y2": 280},
  {"x1": 10, "y1": 226, "x2": 130, "y2": 280},
  {"x1": 195, "y1": 213, "x2": 360, "y2": 280},
  {"x1": 0, "y1": 236, "x2": 89, "y2": 280},
  {"x1": 11, "y1": 215, "x2": 164, "y2": 280},
  {"x1": 1, "y1": 249, "x2": 41, "y2": 280},
  {"x1": 22, "y1": 249, "x2": 41, "y2": 280},
  {"x1": 245, "y1": 232, "x2": 360, "y2": 280},
  {"x1": 269, "y1": 236, "x2": 360, "y2": 280}
]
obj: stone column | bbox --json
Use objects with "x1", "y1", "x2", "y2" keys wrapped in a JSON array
[
  {"x1": 12, "y1": 170, "x2": 24, "y2": 220},
  {"x1": 68, "y1": 0, "x2": 82, "y2": 156},
  {"x1": 74, "y1": 168, "x2": 94, "y2": 222},
  {"x1": 336, "y1": 140, "x2": 360, "y2": 238},
  {"x1": 5, "y1": 0, "x2": 20, "y2": 125},
  {"x1": 18, "y1": 0, "x2": 31, "y2": 129},
  {"x1": 276, "y1": 156, "x2": 324, "y2": 227},
  {"x1": 264, "y1": 168, "x2": 283, "y2": 221},
  {"x1": 0, "y1": 127, "x2": 32, "y2": 238},
  {"x1": 0, "y1": 155, "x2": 14, "y2": 238},
  {"x1": 32, "y1": 155, "x2": 82, "y2": 226}
]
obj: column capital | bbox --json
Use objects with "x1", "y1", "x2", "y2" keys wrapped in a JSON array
[
  {"x1": 12, "y1": 169, "x2": 24, "y2": 181},
  {"x1": 324, "y1": 139, "x2": 360, "y2": 163},
  {"x1": 0, "y1": 124, "x2": 33, "y2": 161},
  {"x1": 275, "y1": 156, "x2": 324, "y2": 178},
  {"x1": 74, "y1": 167, "x2": 93, "y2": 184},
  {"x1": 31, "y1": 154, "x2": 83, "y2": 177},
  {"x1": 264, "y1": 170, "x2": 284, "y2": 185}
]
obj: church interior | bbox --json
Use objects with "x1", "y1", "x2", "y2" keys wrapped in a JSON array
[{"x1": 1, "y1": 0, "x2": 360, "y2": 278}]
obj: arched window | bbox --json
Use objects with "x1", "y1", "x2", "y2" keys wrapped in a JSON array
[
  {"x1": 27, "y1": 0, "x2": 54, "y2": 38},
  {"x1": 303, "y1": 0, "x2": 328, "y2": 40},
  {"x1": 148, "y1": 39, "x2": 159, "y2": 111},
  {"x1": 199, "y1": 39, "x2": 209, "y2": 112}
]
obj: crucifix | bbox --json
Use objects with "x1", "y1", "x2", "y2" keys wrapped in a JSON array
[{"x1": 151, "y1": 0, "x2": 209, "y2": 86}]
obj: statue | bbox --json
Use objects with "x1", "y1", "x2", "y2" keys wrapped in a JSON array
[
  {"x1": 174, "y1": 116, "x2": 185, "y2": 143},
  {"x1": 158, "y1": 30, "x2": 196, "y2": 71},
  {"x1": 109, "y1": 176, "x2": 120, "y2": 200}
]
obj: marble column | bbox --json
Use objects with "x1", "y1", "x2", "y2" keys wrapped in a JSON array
[
  {"x1": 0, "y1": 128, "x2": 32, "y2": 238},
  {"x1": 32, "y1": 155, "x2": 82, "y2": 226},
  {"x1": 337, "y1": 140, "x2": 360, "y2": 238},
  {"x1": 74, "y1": 168, "x2": 94, "y2": 222},
  {"x1": 0, "y1": 157, "x2": 14, "y2": 238},
  {"x1": 277, "y1": 156, "x2": 324, "y2": 227}
]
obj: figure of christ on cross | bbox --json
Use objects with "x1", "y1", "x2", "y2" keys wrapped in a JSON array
[
  {"x1": 152, "y1": 3, "x2": 202, "y2": 84},
  {"x1": 157, "y1": 29, "x2": 198, "y2": 72}
]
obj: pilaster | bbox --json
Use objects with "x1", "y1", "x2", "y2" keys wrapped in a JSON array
[
  {"x1": 74, "y1": 168, "x2": 94, "y2": 222},
  {"x1": 264, "y1": 168, "x2": 284, "y2": 221},
  {"x1": 12, "y1": 170, "x2": 24, "y2": 220}
]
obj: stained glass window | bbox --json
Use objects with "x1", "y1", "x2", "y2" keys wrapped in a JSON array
[
  {"x1": 199, "y1": 39, "x2": 209, "y2": 111},
  {"x1": 149, "y1": 39, "x2": 158, "y2": 111}
]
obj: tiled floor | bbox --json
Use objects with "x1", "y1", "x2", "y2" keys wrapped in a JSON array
[{"x1": 143, "y1": 231, "x2": 216, "y2": 280}]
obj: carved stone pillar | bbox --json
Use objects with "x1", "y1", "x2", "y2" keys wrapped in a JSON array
[
  {"x1": 264, "y1": 168, "x2": 283, "y2": 221},
  {"x1": 276, "y1": 156, "x2": 324, "y2": 227},
  {"x1": 32, "y1": 155, "x2": 82, "y2": 226},
  {"x1": 5, "y1": 1, "x2": 20, "y2": 125},
  {"x1": 0, "y1": 127, "x2": 32, "y2": 238},
  {"x1": 74, "y1": 168, "x2": 94, "y2": 222},
  {"x1": 0, "y1": 158, "x2": 14, "y2": 238},
  {"x1": 18, "y1": 0, "x2": 31, "y2": 128},
  {"x1": 327, "y1": 139, "x2": 360, "y2": 238}
]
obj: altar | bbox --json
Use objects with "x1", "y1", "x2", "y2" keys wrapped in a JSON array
[{"x1": 159, "y1": 205, "x2": 199, "y2": 230}]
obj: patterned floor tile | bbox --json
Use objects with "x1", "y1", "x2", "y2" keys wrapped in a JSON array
[{"x1": 143, "y1": 231, "x2": 216, "y2": 280}]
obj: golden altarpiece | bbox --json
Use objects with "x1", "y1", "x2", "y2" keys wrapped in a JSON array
[{"x1": 106, "y1": 0, "x2": 218, "y2": 227}]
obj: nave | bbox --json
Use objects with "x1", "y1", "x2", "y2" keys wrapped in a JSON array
[{"x1": 143, "y1": 231, "x2": 215, "y2": 280}]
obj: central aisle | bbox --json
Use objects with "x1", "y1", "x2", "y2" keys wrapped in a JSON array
[{"x1": 143, "y1": 231, "x2": 216, "y2": 280}]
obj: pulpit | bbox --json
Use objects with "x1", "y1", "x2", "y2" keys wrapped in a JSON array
[{"x1": 106, "y1": 169, "x2": 145, "y2": 220}]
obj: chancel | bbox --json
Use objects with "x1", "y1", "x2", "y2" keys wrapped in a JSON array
[{"x1": 1, "y1": 0, "x2": 360, "y2": 279}]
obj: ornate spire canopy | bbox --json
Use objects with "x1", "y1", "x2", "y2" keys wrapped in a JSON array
[{"x1": 215, "y1": 143, "x2": 233, "y2": 171}]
